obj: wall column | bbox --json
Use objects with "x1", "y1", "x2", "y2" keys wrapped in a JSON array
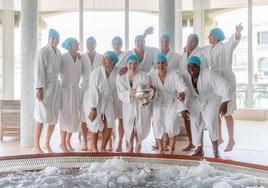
[
  {"x1": 20, "y1": 0, "x2": 37, "y2": 147},
  {"x1": 159, "y1": 0, "x2": 175, "y2": 49}
]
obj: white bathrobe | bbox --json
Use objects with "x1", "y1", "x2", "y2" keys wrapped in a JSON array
[
  {"x1": 80, "y1": 52, "x2": 103, "y2": 122},
  {"x1": 202, "y1": 35, "x2": 240, "y2": 115},
  {"x1": 59, "y1": 53, "x2": 83, "y2": 133},
  {"x1": 116, "y1": 70, "x2": 152, "y2": 143},
  {"x1": 84, "y1": 66, "x2": 118, "y2": 133},
  {"x1": 130, "y1": 47, "x2": 158, "y2": 73},
  {"x1": 149, "y1": 69, "x2": 187, "y2": 139},
  {"x1": 183, "y1": 69, "x2": 232, "y2": 147},
  {"x1": 180, "y1": 47, "x2": 209, "y2": 73},
  {"x1": 34, "y1": 44, "x2": 62, "y2": 124},
  {"x1": 114, "y1": 51, "x2": 132, "y2": 119},
  {"x1": 152, "y1": 49, "x2": 182, "y2": 71}
]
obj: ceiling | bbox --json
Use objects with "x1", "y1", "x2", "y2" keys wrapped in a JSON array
[{"x1": 1, "y1": 0, "x2": 268, "y2": 12}]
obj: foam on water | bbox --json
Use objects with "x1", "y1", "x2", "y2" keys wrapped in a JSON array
[{"x1": 0, "y1": 157, "x2": 267, "y2": 188}]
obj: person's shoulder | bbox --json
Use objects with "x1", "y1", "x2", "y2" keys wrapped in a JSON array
[{"x1": 39, "y1": 45, "x2": 50, "y2": 54}]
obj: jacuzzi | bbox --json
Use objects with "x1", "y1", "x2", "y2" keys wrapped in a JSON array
[{"x1": 0, "y1": 153, "x2": 268, "y2": 187}]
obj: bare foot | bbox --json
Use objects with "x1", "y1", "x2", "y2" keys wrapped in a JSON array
[
  {"x1": 163, "y1": 146, "x2": 170, "y2": 152},
  {"x1": 135, "y1": 144, "x2": 141, "y2": 153},
  {"x1": 92, "y1": 148, "x2": 98, "y2": 152},
  {"x1": 218, "y1": 138, "x2": 224, "y2": 145},
  {"x1": 224, "y1": 140, "x2": 235, "y2": 152},
  {"x1": 59, "y1": 144, "x2": 70, "y2": 152},
  {"x1": 81, "y1": 141, "x2": 87, "y2": 151},
  {"x1": 213, "y1": 150, "x2": 220, "y2": 158},
  {"x1": 66, "y1": 142, "x2": 75, "y2": 151},
  {"x1": 159, "y1": 150, "x2": 164, "y2": 154},
  {"x1": 101, "y1": 148, "x2": 106, "y2": 152},
  {"x1": 152, "y1": 144, "x2": 159, "y2": 150},
  {"x1": 127, "y1": 147, "x2": 134, "y2": 153},
  {"x1": 192, "y1": 147, "x2": 204, "y2": 156},
  {"x1": 116, "y1": 145, "x2": 122, "y2": 152},
  {"x1": 106, "y1": 146, "x2": 113, "y2": 152},
  {"x1": 182, "y1": 143, "x2": 195, "y2": 151},
  {"x1": 33, "y1": 146, "x2": 44, "y2": 154},
  {"x1": 169, "y1": 148, "x2": 175, "y2": 155},
  {"x1": 43, "y1": 144, "x2": 53, "y2": 153}
]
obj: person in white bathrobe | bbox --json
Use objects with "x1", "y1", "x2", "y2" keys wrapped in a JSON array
[
  {"x1": 116, "y1": 54, "x2": 152, "y2": 153},
  {"x1": 34, "y1": 29, "x2": 62, "y2": 154},
  {"x1": 151, "y1": 34, "x2": 183, "y2": 152},
  {"x1": 179, "y1": 34, "x2": 209, "y2": 152},
  {"x1": 80, "y1": 36, "x2": 103, "y2": 151},
  {"x1": 184, "y1": 56, "x2": 232, "y2": 158},
  {"x1": 152, "y1": 34, "x2": 181, "y2": 71},
  {"x1": 149, "y1": 53, "x2": 188, "y2": 154},
  {"x1": 202, "y1": 24, "x2": 242, "y2": 152},
  {"x1": 111, "y1": 27, "x2": 155, "y2": 152},
  {"x1": 59, "y1": 38, "x2": 83, "y2": 152},
  {"x1": 84, "y1": 51, "x2": 119, "y2": 152}
]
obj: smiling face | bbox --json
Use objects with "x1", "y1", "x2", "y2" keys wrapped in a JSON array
[
  {"x1": 112, "y1": 42, "x2": 122, "y2": 52},
  {"x1": 86, "y1": 42, "x2": 96, "y2": 51},
  {"x1": 208, "y1": 34, "x2": 218, "y2": 45},
  {"x1": 127, "y1": 60, "x2": 138, "y2": 72},
  {"x1": 187, "y1": 63, "x2": 200, "y2": 78},
  {"x1": 69, "y1": 40, "x2": 79, "y2": 53},
  {"x1": 186, "y1": 36, "x2": 197, "y2": 51},
  {"x1": 160, "y1": 39, "x2": 169, "y2": 52},
  {"x1": 103, "y1": 55, "x2": 114, "y2": 72},
  {"x1": 48, "y1": 37, "x2": 60, "y2": 48},
  {"x1": 157, "y1": 61, "x2": 167, "y2": 72},
  {"x1": 135, "y1": 38, "x2": 145, "y2": 50}
]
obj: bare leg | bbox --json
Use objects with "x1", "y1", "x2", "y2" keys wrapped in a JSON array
[
  {"x1": 192, "y1": 131, "x2": 204, "y2": 156},
  {"x1": 101, "y1": 119, "x2": 113, "y2": 152},
  {"x1": 127, "y1": 128, "x2": 135, "y2": 153},
  {"x1": 163, "y1": 133, "x2": 170, "y2": 151},
  {"x1": 44, "y1": 124, "x2": 55, "y2": 153},
  {"x1": 192, "y1": 146, "x2": 204, "y2": 156},
  {"x1": 224, "y1": 115, "x2": 235, "y2": 152},
  {"x1": 116, "y1": 119, "x2": 124, "y2": 152},
  {"x1": 156, "y1": 138, "x2": 164, "y2": 154},
  {"x1": 33, "y1": 122, "x2": 44, "y2": 154},
  {"x1": 169, "y1": 136, "x2": 176, "y2": 154},
  {"x1": 81, "y1": 122, "x2": 88, "y2": 151},
  {"x1": 59, "y1": 130, "x2": 69, "y2": 152},
  {"x1": 134, "y1": 130, "x2": 141, "y2": 153},
  {"x1": 106, "y1": 137, "x2": 113, "y2": 151},
  {"x1": 66, "y1": 132, "x2": 75, "y2": 151},
  {"x1": 152, "y1": 139, "x2": 159, "y2": 150},
  {"x1": 182, "y1": 120, "x2": 195, "y2": 151},
  {"x1": 212, "y1": 140, "x2": 219, "y2": 158},
  {"x1": 90, "y1": 131, "x2": 99, "y2": 152},
  {"x1": 218, "y1": 116, "x2": 224, "y2": 145}
]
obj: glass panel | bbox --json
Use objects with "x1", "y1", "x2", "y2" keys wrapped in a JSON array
[
  {"x1": 129, "y1": 12, "x2": 159, "y2": 50},
  {"x1": 252, "y1": 4, "x2": 268, "y2": 109}
]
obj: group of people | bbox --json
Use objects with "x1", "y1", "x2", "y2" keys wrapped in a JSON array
[{"x1": 33, "y1": 24, "x2": 242, "y2": 158}]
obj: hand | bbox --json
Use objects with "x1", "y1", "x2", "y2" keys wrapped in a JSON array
[
  {"x1": 36, "y1": 88, "x2": 43, "y2": 101},
  {"x1": 143, "y1": 26, "x2": 154, "y2": 37},
  {"x1": 177, "y1": 92, "x2": 185, "y2": 102},
  {"x1": 88, "y1": 108, "x2": 97, "y2": 122},
  {"x1": 119, "y1": 66, "x2": 128, "y2": 76},
  {"x1": 219, "y1": 101, "x2": 228, "y2": 117},
  {"x1": 181, "y1": 110, "x2": 190, "y2": 122},
  {"x1": 129, "y1": 89, "x2": 136, "y2": 99},
  {"x1": 235, "y1": 23, "x2": 243, "y2": 39},
  {"x1": 77, "y1": 52, "x2": 82, "y2": 60}
]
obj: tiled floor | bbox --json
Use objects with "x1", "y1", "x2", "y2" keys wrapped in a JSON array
[{"x1": 0, "y1": 120, "x2": 268, "y2": 166}]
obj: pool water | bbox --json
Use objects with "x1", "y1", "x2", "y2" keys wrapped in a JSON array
[{"x1": 0, "y1": 158, "x2": 267, "y2": 188}]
